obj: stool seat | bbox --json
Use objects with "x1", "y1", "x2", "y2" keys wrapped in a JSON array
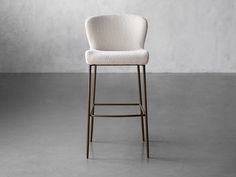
[{"x1": 85, "y1": 49, "x2": 149, "y2": 65}]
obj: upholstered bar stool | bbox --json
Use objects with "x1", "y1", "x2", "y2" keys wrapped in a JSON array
[{"x1": 85, "y1": 14, "x2": 149, "y2": 158}]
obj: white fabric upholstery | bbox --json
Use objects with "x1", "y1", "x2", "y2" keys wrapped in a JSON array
[
  {"x1": 85, "y1": 14, "x2": 148, "y2": 65},
  {"x1": 86, "y1": 49, "x2": 149, "y2": 65}
]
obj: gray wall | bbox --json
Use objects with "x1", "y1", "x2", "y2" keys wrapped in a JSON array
[{"x1": 0, "y1": 0, "x2": 236, "y2": 73}]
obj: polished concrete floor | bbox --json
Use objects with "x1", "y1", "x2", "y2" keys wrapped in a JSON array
[{"x1": 0, "y1": 73, "x2": 236, "y2": 177}]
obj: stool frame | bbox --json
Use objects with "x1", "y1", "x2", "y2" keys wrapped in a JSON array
[{"x1": 86, "y1": 64, "x2": 149, "y2": 158}]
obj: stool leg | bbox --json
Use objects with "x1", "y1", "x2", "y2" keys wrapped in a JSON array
[
  {"x1": 137, "y1": 65, "x2": 145, "y2": 142},
  {"x1": 86, "y1": 65, "x2": 92, "y2": 158},
  {"x1": 143, "y1": 65, "x2": 150, "y2": 158},
  {"x1": 90, "y1": 65, "x2": 97, "y2": 142}
]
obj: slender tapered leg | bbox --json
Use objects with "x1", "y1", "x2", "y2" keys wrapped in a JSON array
[
  {"x1": 143, "y1": 65, "x2": 150, "y2": 158},
  {"x1": 90, "y1": 65, "x2": 97, "y2": 142},
  {"x1": 86, "y1": 65, "x2": 92, "y2": 158},
  {"x1": 137, "y1": 65, "x2": 145, "y2": 142}
]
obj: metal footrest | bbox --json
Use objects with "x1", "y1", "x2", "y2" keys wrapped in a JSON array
[{"x1": 90, "y1": 103, "x2": 146, "y2": 118}]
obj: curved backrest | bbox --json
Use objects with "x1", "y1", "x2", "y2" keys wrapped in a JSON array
[{"x1": 85, "y1": 15, "x2": 148, "y2": 51}]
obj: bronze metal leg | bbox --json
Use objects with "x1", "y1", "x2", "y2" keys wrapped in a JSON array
[
  {"x1": 86, "y1": 65, "x2": 92, "y2": 159},
  {"x1": 137, "y1": 65, "x2": 145, "y2": 142},
  {"x1": 90, "y1": 65, "x2": 97, "y2": 142},
  {"x1": 143, "y1": 65, "x2": 150, "y2": 158}
]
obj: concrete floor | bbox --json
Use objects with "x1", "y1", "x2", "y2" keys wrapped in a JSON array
[{"x1": 0, "y1": 73, "x2": 236, "y2": 177}]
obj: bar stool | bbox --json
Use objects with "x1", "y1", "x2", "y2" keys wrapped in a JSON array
[{"x1": 85, "y1": 14, "x2": 149, "y2": 158}]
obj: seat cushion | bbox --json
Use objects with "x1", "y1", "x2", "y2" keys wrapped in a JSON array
[{"x1": 85, "y1": 49, "x2": 149, "y2": 65}]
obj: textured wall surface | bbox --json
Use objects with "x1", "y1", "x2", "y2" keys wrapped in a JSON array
[{"x1": 0, "y1": 0, "x2": 236, "y2": 73}]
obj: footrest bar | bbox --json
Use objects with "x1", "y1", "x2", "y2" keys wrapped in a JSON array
[
  {"x1": 90, "y1": 113, "x2": 146, "y2": 118},
  {"x1": 95, "y1": 103, "x2": 139, "y2": 106}
]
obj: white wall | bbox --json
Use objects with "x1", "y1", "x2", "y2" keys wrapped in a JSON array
[{"x1": 0, "y1": 0, "x2": 236, "y2": 73}]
